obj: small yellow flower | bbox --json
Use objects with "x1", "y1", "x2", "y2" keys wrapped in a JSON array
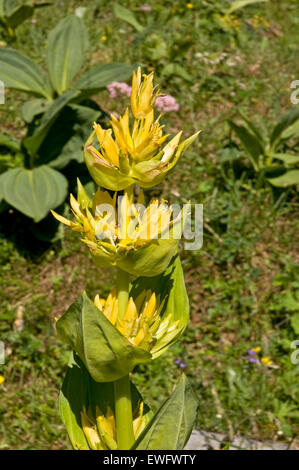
[
  {"x1": 261, "y1": 356, "x2": 273, "y2": 366},
  {"x1": 0, "y1": 376, "x2": 5, "y2": 385},
  {"x1": 252, "y1": 346, "x2": 261, "y2": 353},
  {"x1": 101, "y1": 35, "x2": 107, "y2": 41},
  {"x1": 186, "y1": 3, "x2": 194, "y2": 8},
  {"x1": 94, "y1": 288, "x2": 180, "y2": 358}
]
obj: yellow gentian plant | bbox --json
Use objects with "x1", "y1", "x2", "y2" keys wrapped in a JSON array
[{"x1": 54, "y1": 68, "x2": 199, "y2": 451}]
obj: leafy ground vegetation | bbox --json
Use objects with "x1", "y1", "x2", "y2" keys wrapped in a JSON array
[{"x1": 0, "y1": 0, "x2": 299, "y2": 450}]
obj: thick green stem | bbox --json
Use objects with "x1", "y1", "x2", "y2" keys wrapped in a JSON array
[
  {"x1": 114, "y1": 268, "x2": 134, "y2": 450},
  {"x1": 114, "y1": 375, "x2": 135, "y2": 450},
  {"x1": 116, "y1": 268, "x2": 130, "y2": 320}
]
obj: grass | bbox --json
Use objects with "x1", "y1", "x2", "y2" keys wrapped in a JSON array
[{"x1": 0, "y1": 0, "x2": 299, "y2": 450}]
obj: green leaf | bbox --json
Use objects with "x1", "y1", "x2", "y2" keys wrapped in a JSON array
[
  {"x1": 56, "y1": 292, "x2": 152, "y2": 382},
  {"x1": 21, "y1": 98, "x2": 50, "y2": 123},
  {"x1": 272, "y1": 153, "x2": 299, "y2": 165},
  {"x1": 0, "y1": 132, "x2": 20, "y2": 152},
  {"x1": 228, "y1": 120, "x2": 263, "y2": 165},
  {"x1": 132, "y1": 374, "x2": 198, "y2": 450},
  {"x1": 270, "y1": 108, "x2": 299, "y2": 149},
  {"x1": 75, "y1": 63, "x2": 136, "y2": 95},
  {"x1": 23, "y1": 89, "x2": 80, "y2": 156},
  {"x1": 280, "y1": 119, "x2": 299, "y2": 141},
  {"x1": 59, "y1": 352, "x2": 151, "y2": 450},
  {"x1": 117, "y1": 236, "x2": 179, "y2": 277},
  {"x1": 0, "y1": 166, "x2": 68, "y2": 221},
  {"x1": 0, "y1": 47, "x2": 52, "y2": 99},
  {"x1": 59, "y1": 352, "x2": 90, "y2": 450},
  {"x1": 113, "y1": 3, "x2": 144, "y2": 32},
  {"x1": 4, "y1": 2, "x2": 52, "y2": 30},
  {"x1": 268, "y1": 170, "x2": 299, "y2": 187},
  {"x1": 4, "y1": 4, "x2": 33, "y2": 29},
  {"x1": 239, "y1": 111, "x2": 265, "y2": 148},
  {"x1": 37, "y1": 104, "x2": 102, "y2": 169},
  {"x1": 226, "y1": 0, "x2": 269, "y2": 16},
  {"x1": 46, "y1": 14, "x2": 89, "y2": 95}
]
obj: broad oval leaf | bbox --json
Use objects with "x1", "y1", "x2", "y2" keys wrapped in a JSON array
[
  {"x1": 75, "y1": 63, "x2": 136, "y2": 94},
  {"x1": 47, "y1": 14, "x2": 89, "y2": 95},
  {"x1": 0, "y1": 48, "x2": 52, "y2": 99},
  {"x1": 0, "y1": 166, "x2": 68, "y2": 221},
  {"x1": 132, "y1": 374, "x2": 198, "y2": 450}
]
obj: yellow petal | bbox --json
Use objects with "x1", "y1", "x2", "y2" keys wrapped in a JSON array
[
  {"x1": 93, "y1": 187, "x2": 117, "y2": 216},
  {"x1": 51, "y1": 210, "x2": 72, "y2": 227},
  {"x1": 103, "y1": 288, "x2": 117, "y2": 321},
  {"x1": 81, "y1": 408, "x2": 105, "y2": 450},
  {"x1": 94, "y1": 123, "x2": 119, "y2": 167},
  {"x1": 123, "y1": 297, "x2": 138, "y2": 322},
  {"x1": 131, "y1": 67, "x2": 141, "y2": 118},
  {"x1": 161, "y1": 131, "x2": 182, "y2": 163},
  {"x1": 110, "y1": 298, "x2": 118, "y2": 325},
  {"x1": 133, "y1": 327, "x2": 146, "y2": 346},
  {"x1": 133, "y1": 402, "x2": 144, "y2": 438},
  {"x1": 94, "y1": 294, "x2": 103, "y2": 311},
  {"x1": 143, "y1": 292, "x2": 157, "y2": 320},
  {"x1": 70, "y1": 193, "x2": 84, "y2": 218}
]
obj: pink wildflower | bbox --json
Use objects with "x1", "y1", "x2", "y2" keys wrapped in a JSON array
[
  {"x1": 139, "y1": 4, "x2": 152, "y2": 12},
  {"x1": 155, "y1": 95, "x2": 180, "y2": 113},
  {"x1": 107, "y1": 82, "x2": 132, "y2": 99}
]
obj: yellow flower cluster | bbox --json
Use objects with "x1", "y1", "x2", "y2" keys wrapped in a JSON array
[
  {"x1": 81, "y1": 402, "x2": 147, "y2": 450},
  {"x1": 84, "y1": 67, "x2": 199, "y2": 190},
  {"x1": 94, "y1": 288, "x2": 180, "y2": 358},
  {"x1": 52, "y1": 181, "x2": 182, "y2": 275}
]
